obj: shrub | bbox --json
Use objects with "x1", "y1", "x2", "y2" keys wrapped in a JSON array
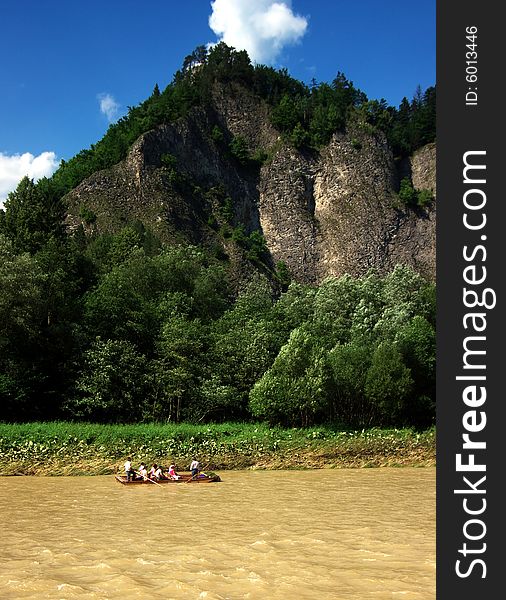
[
  {"x1": 160, "y1": 153, "x2": 178, "y2": 169},
  {"x1": 275, "y1": 261, "x2": 291, "y2": 287},
  {"x1": 398, "y1": 177, "x2": 417, "y2": 206},
  {"x1": 79, "y1": 205, "x2": 97, "y2": 225},
  {"x1": 416, "y1": 188, "x2": 433, "y2": 208},
  {"x1": 229, "y1": 136, "x2": 251, "y2": 165},
  {"x1": 398, "y1": 177, "x2": 433, "y2": 209},
  {"x1": 211, "y1": 125, "x2": 225, "y2": 145}
]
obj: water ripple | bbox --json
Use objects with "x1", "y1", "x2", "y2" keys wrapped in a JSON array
[{"x1": 0, "y1": 468, "x2": 435, "y2": 599}]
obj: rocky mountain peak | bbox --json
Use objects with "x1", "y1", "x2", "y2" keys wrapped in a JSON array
[{"x1": 65, "y1": 81, "x2": 436, "y2": 284}]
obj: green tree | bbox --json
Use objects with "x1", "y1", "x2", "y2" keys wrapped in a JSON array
[
  {"x1": 0, "y1": 235, "x2": 47, "y2": 419},
  {"x1": 328, "y1": 341, "x2": 374, "y2": 426},
  {"x1": 390, "y1": 97, "x2": 412, "y2": 156},
  {"x1": 271, "y1": 94, "x2": 300, "y2": 132},
  {"x1": 84, "y1": 223, "x2": 161, "y2": 273},
  {"x1": 0, "y1": 177, "x2": 64, "y2": 253},
  {"x1": 332, "y1": 71, "x2": 367, "y2": 109},
  {"x1": 0, "y1": 236, "x2": 46, "y2": 344},
  {"x1": 271, "y1": 281, "x2": 315, "y2": 332},
  {"x1": 350, "y1": 272, "x2": 385, "y2": 340},
  {"x1": 354, "y1": 99, "x2": 392, "y2": 132},
  {"x1": 311, "y1": 275, "x2": 360, "y2": 346},
  {"x1": 29, "y1": 238, "x2": 93, "y2": 414},
  {"x1": 364, "y1": 341, "x2": 413, "y2": 424},
  {"x1": 83, "y1": 250, "x2": 160, "y2": 352},
  {"x1": 397, "y1": 315, "x2": 436, "y2": 425},
  {"x1": 398, "y1": 177, "x2": 417, "y2": 207},
  {"x1": 205, "y1": 42, "x2": 253, "y2": 84},
  {"x1": 153, "y1": 315, "x2": 207, "y2": 422},
  {"x1": 208, "y1": 280, "x2": 278, "y2": 416},
  {"x1": 388, "y1": 86, "x2": 436, "y2": 157},
  {"x1": 199, "y1": 375, "x2": 240, "y2": 422},
  {"x1": 83, "y1": 245, "x2": 228, "y2": 352},
  {"x1": 211, "y1": 124, "x2": 225, "y2": 145},
  {"x1": 70, "y1": 338, "x2": 151, "y2": 422},
  {"x1": 274, "y1": 261, "x2": 292, "y2": 289},
  {"x1": 290, "y1": 122, "x2": 309, "y2": 148},
  {"x1": 249, "y1": 327, "x2": 330, "y2": 426}
]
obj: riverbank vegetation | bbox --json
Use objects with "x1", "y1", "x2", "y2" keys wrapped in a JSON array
[{"x1": 0, "y1": 422, "x2": 435, "y2": 475}]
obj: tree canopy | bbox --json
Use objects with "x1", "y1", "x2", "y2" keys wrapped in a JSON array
[{"x1": 1, "y1": 216, "x2": 436, "y2": 428}]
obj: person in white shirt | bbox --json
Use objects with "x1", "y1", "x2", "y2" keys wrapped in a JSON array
[
  {"x1": 138, "y1": 463, "x2": 148, "y2": 480},
  {"x1": 190, "y1": 459, "x2": 200, "y2": 477},
  {"x1": 124, "y1": 457, "x2": 135, "y2": 481}
]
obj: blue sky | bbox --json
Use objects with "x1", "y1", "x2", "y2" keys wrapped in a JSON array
[{"x1": 0, "y1": 0, "x2": 435, "y2": 202}]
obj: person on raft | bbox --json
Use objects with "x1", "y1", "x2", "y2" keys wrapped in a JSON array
[
  {"x1": 168, "y1": 464, "x2": 180, "y2": 480},
  {"x1": 124, "y1": 457, "x2": 136, "y2": 481},
  {"x1": 149, "y1": 463, "x2": 161, "y2": 480},
  {"x1": 189, "y1": 458, "x2": 200, "y2": 477},
  {"x1": 137, "y1": 463, "x2": 148, "y2": 480}
]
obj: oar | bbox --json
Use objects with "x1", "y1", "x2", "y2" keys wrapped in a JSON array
[
  {"x1": 142, "y1": 474, "x2": 164, "y2": 487},
  {"x1": 129, "y1": 471, "x2": 164, "y2": 487},
  {"x1": 120, "y1": 471, "x2": 164, "y2": 487}
]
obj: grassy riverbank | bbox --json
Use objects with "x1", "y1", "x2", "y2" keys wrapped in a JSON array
[{"x1": 0, "y1": 422, "x2": 435, "y2": 476}]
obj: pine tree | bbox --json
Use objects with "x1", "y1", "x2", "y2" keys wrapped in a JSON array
[{"x1": 0, "y1": 177, "x2": 64, "y2": 254}]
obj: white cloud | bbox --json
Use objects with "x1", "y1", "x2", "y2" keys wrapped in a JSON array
[
  {"x1": 98, "y1": 92, "x2": 120, "y2": 122},
  {"x1": 209, "y1": 0, "x2": 308, "y2": 64},
  {"x1": 0, "y1": 151, "x2": 59, "y2": 206}
]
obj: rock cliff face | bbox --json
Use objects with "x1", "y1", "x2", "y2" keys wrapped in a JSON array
[{"x1": 65, "y1": 84, "x2": 436, "y2": 283}]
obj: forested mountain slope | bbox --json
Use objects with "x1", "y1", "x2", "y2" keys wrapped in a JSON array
[
  {"x1": 63, "y1": 61, "x2": 436, "y2": 284},
  {"x1": 0, "y1": 44, "x2": 436, "y2": 426}
]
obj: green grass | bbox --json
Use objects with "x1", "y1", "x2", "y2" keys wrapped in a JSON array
[{"x1": 0, "y1": 422, "x2": 435, "y2": 475}]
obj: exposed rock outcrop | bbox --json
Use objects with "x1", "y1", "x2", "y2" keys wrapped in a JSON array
[
  {"x1": 400, "y1": 142, "x2": 437, "y2": 196},
  {"x1": 65, "y1": 85, "x2": 436, "y2": 283},
  {"x1": 256, "y1": 126, "x2": 436, "y2": 282}
]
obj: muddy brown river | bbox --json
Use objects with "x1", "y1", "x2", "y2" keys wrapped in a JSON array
[{"x1": 0, "y1": 468, "x2": 435, "y2": 599}]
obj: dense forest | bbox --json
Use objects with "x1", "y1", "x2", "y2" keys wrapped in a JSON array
[{"x1": 0, "y1": 44, "x2": 436, "y2": 428}]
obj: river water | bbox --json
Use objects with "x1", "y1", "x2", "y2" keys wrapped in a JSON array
[{"x1": 0, "y1": 468, "x2": 435, "y2": 599}]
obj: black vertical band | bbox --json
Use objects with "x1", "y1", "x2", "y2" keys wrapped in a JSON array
[{"x1": 437, "y1": 1, "x2": 504, "y2": 596}]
